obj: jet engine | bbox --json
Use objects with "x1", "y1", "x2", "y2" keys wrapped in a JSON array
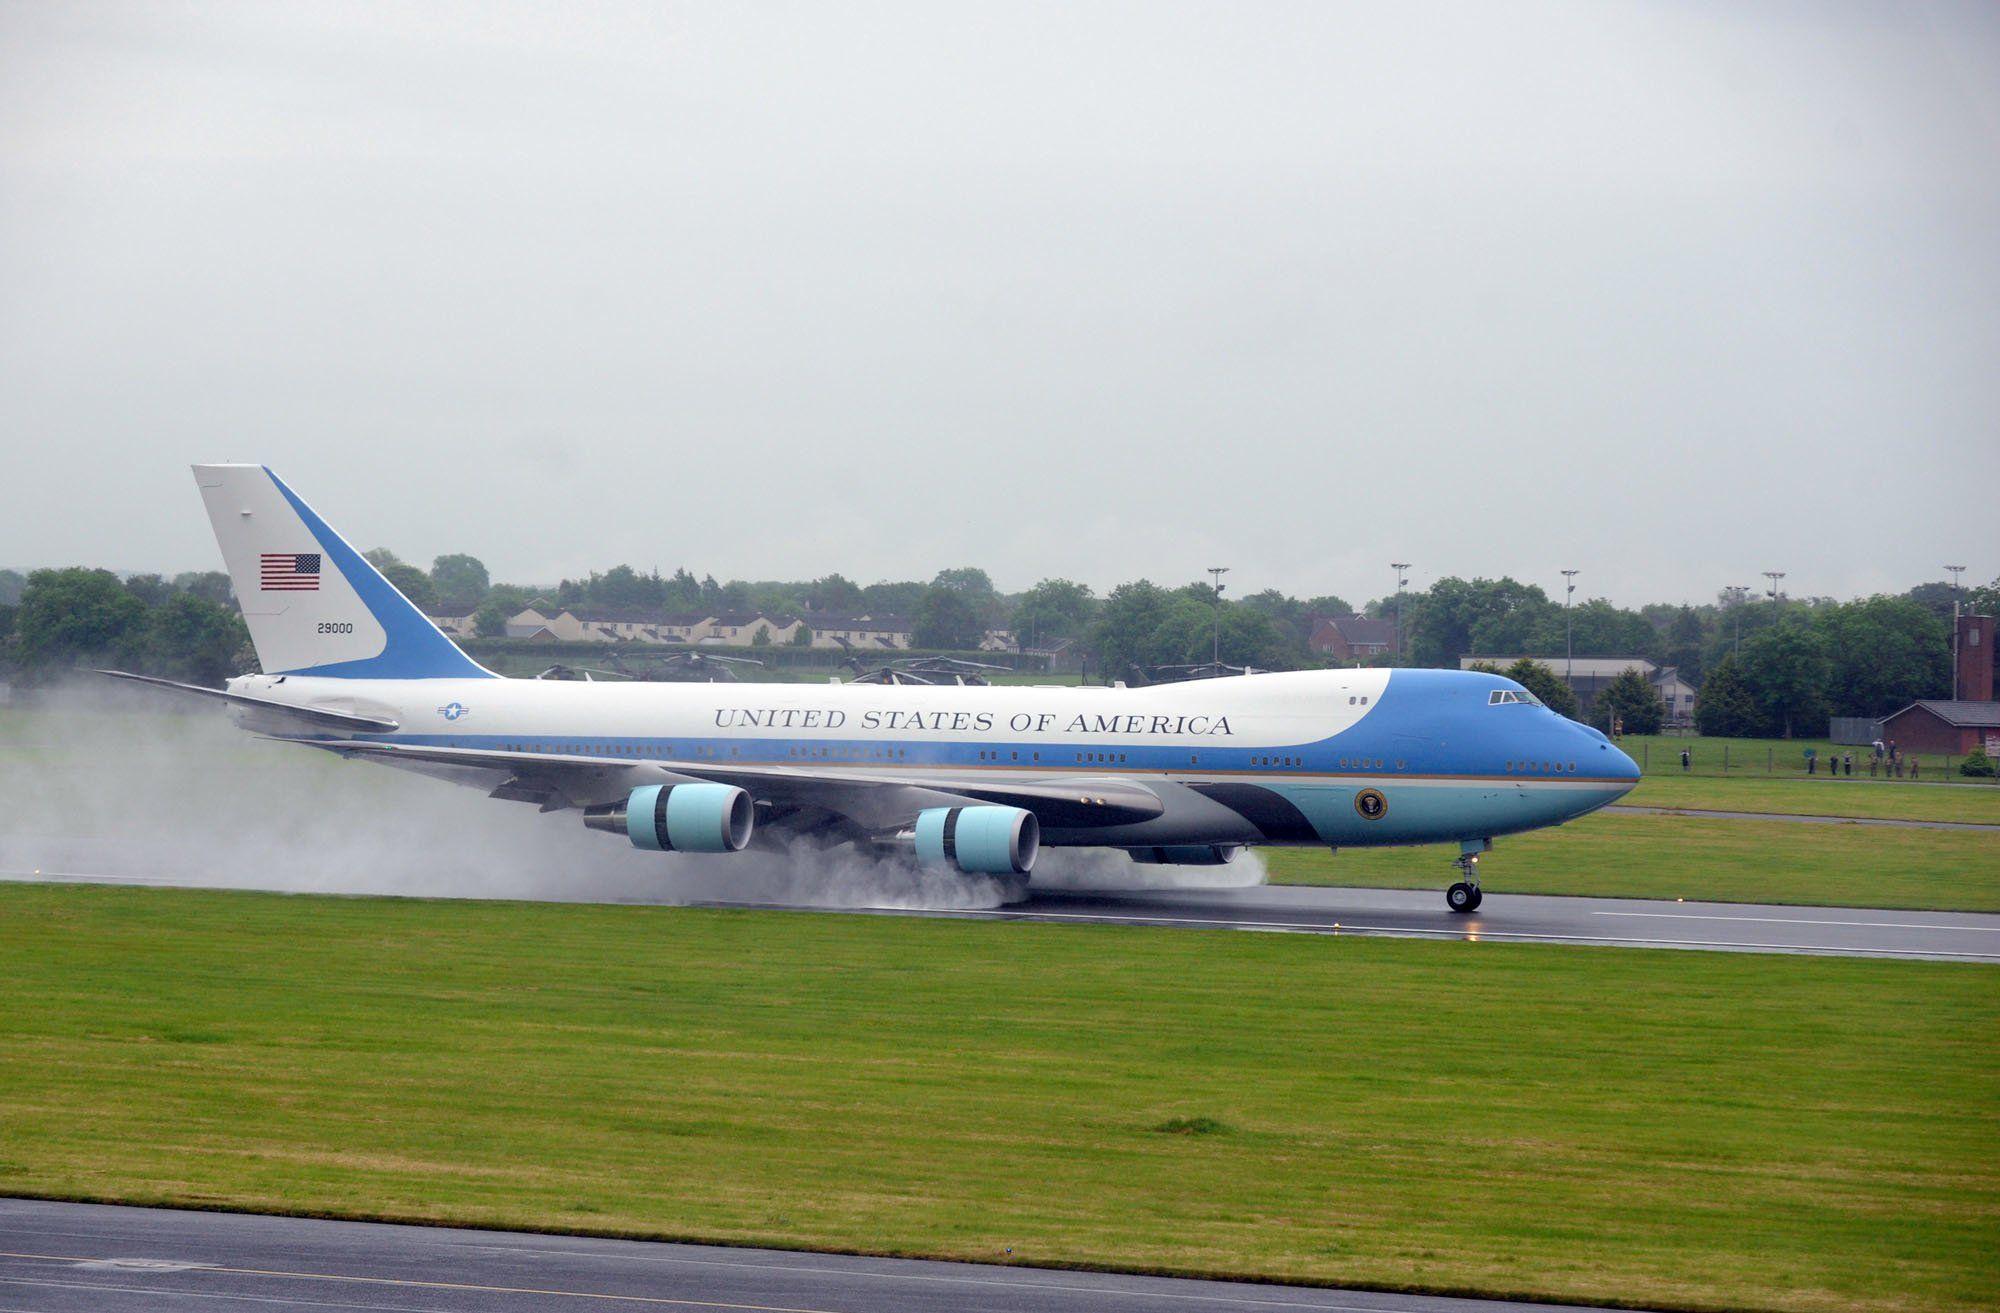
[
  {"x1": 584, "y1": 783, "x2": 754, "y2": 853},
  {"x1": 914, "y1": 805, "x2": 1039, "y2": 875}
]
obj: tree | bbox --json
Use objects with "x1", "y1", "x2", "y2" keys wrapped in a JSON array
[
  {"x1": 473, "y1": 602, "x2": 510, "y2": 638},
  {"x1": 1092, "y1": 580, "x2": 1175, "y2": 678},
  {"x1": 1405, "y1": 576, "x2": 1551, "y2": 667},
  {"x1": 1694, "y1": 654, "x2": 1764, "y2": 737},
  {"x1": 1011, "y1": 579, "x2": 1097, "y2": 648},
  {"x1": 1736, "y1": 620, "x2": 1831, "y2": 738},
  {"x1": 12, "y1": 568, "x2": 146, "y2": 673},
  {"x1": 805, "y1": 573, "x2": 864, "y2": 614},
  {"x1": 930, "y1": 567, "x2": 1005, "y2": 627},
  {"x1": 1502, "y1": 658, "x2": 1580, "y2": 719},
  {"x1": 122, "y1": 573, "x2": 174, "y2": 608},
  {"x1": 1813, "y1": 596, "x2": 1949, "y2": 719},
  {"x1": 913, "y1": 586, "x2": 983, "y2": 650},
  {"x1": 1591, "y1": 666, "x2": 1664, "y2": 736},
  {"x1": 430, "y1": 554, "x2": 490, "y2": 605},
  {"x1": 171, "y1": 571, "x2": 234, "y2": 604},
  {"x1": 365, "y1": 549, "x2": 437, "y2": 610},
  {"x1": 0, "y1": 568, "x2": 24, "y2": 606},
  {"x1": 1663, "y1": 605, "x2": 1707, "y2": 684},
  {"x1": 789, "y1": 623, "x2": 812, "y2": 647},
  {"x1": 860, "y1": 580, "x2": 928, "y2": 616},
  {"x1": 141, "y1": 592, "x2": 250, "y2": 683},
  {"x1": 750, "y1": 626, "x2": 772, "y2": 648}
]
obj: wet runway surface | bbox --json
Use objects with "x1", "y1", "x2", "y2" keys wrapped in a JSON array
[
  {"x1": 0, "y1": 1198, "x2": 1622, "y2": 1313},
  {"x1": 730, "y1": 883, "x2": 2000, "y2": 962}
]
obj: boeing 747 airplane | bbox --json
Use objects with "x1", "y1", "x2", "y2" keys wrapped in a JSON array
[{"x1": 104, "y1": 466, "x2": 1640, "y2": 911}]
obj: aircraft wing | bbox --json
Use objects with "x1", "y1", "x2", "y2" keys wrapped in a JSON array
[{"x1": 286, "y1": 738, "x2": 1165, "y2": 835}]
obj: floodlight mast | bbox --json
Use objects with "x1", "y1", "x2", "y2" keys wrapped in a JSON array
[
  {"x1": 1391, "y1": 563, "x2": 1410, "y2": 662},
  {"x1": 1561, "y1": 569, "x2": 1579, "y2": 681},
  {"x1": 1207, "y1": 566, "x2": 1230, "y2": 668},
  {"x1": 1763, "y1": 571, "x2": 1785, "y2": 604},
  {"x1": 1726, "y1": 585, "x2": 1750, "y2": 652}
]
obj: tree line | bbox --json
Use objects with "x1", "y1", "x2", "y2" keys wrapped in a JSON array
[{"x1": 3, "y1": 558, "x2": 1993, "y2": 743}]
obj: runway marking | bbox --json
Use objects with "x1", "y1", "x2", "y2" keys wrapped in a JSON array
[
  {"x1": 0, "y1": 1251, "x2": 837, "y2": 1310},
  {"x1": 934, "y1": 907, "x2": 2000, "y2": 960},
  {"x1": 462, "y1": 1240, "x2": 1438, "y2": 1310},
  {"x1": 1592, "y1": 910, "x2": 2000, "y2": 932},
  {"x1": 0, "y1": 1272, "x2": 439, "y2": 1310},
  {"x1": 0, "y1": 1248, "x2": 1472, "y2": 1313}
]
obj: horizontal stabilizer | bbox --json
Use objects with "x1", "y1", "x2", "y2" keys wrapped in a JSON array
[{"x1": 93, "y1": 670, "x2": 400, "y2": 734}]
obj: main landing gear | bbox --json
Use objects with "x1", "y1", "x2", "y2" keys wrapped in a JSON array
[{"x1": 1446, "y1": 840, "x2": 1490, "y2": 914}]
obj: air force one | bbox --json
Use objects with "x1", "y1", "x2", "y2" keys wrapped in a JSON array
[{"x1": 105, "y1": 465, "x2": 1640, "y2": 912}]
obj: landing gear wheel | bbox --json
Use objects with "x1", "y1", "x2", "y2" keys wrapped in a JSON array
[
  {"x1": 1447, "y1": 881, "x2": 1478, "y2": 914},
  {"x1": 1466, "y1": 887, "x2": 1483, "y2": 911}
]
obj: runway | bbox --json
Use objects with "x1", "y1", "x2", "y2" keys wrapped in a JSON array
[
  {"x1": 736, "y1": 884, "x2": 2000, "y2": 962},
  {"x1": 5, "y1": 856, "x2": 1997, "y2": 961},
  {"x1": 0, "y1": 1198, "x2": 1617, "y2": 1313}
]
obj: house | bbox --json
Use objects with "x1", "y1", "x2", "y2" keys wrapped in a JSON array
[
  {"x1": 798, "y1": 614, "x2": 913, "y2": 650},
  {"x1": 1308, "y1": 615, "x2": 1399, "y2": 661},
  {"x1": 1876, "y1": 701, "x2": 2000, "y2": 756},
  {"x1": 701, "y1": 611, "x2": 803, "y2": 646},
  {"x1": 979, "y1": 629, "x2": 1019, "y2": 653},
  {"x1": 423, "y1": 607, "x2": 481, "y2": 638},
  {"x1": 1651, "y1": 665, "x2": 1699, "y2": 724}
]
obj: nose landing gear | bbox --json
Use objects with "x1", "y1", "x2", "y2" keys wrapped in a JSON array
[{"x1": 1446, "y1": 840, "x2": 1490, "y2": 913}]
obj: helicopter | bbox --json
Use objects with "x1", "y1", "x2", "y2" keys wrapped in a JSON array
[{"x1": 842, "y1": 655, "x2": 1011, "y2": 686}]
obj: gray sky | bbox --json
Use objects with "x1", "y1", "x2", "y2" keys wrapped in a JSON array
[{"x1": 3, "y1": 1, "x2": 1996, "y2": 608}]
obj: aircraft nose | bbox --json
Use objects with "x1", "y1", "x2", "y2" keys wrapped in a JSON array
[{"x1": 1574, "y1": 723, "x2": 1640, "y2": 796}]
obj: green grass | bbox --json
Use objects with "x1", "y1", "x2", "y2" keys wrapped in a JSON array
[
  {"x1": 0, "y1": 886, "x2": 1994, "y2": 1313},
  {"x1": 1623, "y1": 774, "x2": 2000, "y2": 825},
  {"x1": 1614, "y1": 733, "x2": 1985, "y2": 781},
  {"x1": 1263, "y1": 813, "x2": 2000, "y2": 911}
]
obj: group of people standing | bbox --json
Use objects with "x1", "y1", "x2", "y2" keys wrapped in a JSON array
[{"x1": 1802, "y1": 741, "x2": 1922, "y2": 779}]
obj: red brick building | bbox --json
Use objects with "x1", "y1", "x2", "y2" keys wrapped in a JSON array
[
  {"x1": 1308, "y1": 614, "x2": 1399, "y2": 661},
  {"x1": 1877, "y1": 701, "x2": 2000, "y2": 756},
  {"x1": 1956, "y1": 613, "x2": 1995, "y2": 702}
]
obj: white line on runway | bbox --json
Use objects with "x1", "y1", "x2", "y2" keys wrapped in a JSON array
[
  {"x1": 1591, "y1": 910, "x2": 2000, "y2": 932},
  {"x1": 938, "y1": 907, "x2": 2000, "y2": 959}
]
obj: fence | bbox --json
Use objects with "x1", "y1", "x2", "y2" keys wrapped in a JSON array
[{"x1": 1827, "y1": 717, "x2": 1883, "y2": 745}]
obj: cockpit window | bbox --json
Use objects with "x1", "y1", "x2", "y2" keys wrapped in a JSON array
[{"x1": 1487, "y1": 688, "x2": 1545, "y2": 707}]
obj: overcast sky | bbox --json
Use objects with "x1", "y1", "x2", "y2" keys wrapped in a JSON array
[{"x1": 2, "y1": 2, "x2": 1995, "y2": 608}]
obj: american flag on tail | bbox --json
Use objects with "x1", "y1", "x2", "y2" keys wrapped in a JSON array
[{"x1": 260, "y1": 552, "x2": 321, "y2": 591}]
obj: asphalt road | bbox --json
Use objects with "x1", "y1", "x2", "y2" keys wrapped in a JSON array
[
  {"x1": 731, "y1": 884, "x2": 2000, "y2": 962},
  {"x1": 6, "y1": 854, "x2": 1997, "y2": 961},
  {"x1": 0, "y1": 1198, "x2": 1619, "y2": 1313}
]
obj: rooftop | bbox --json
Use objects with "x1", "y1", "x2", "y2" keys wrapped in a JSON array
[{"x1": 1888, "y1": 700, "x2": 2000, "y2": 727}]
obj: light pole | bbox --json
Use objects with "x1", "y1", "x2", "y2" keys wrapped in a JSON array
[
  {"x1": 1946, "y1": 565, "x2": 1966, "y2": 701},
  {"x1": 1763, "y1": 571, "x2": 1785, "y2": 605},
  {"x1": 1207, "y1": 566, "x2": 1230, "y2": 668},
  {"x1": 1391, "y1": 563, "x2": 1410, "y2": 660},
  {"x1": 1561, "y1": 569, "x2": 1579, "y2": 682},
  {"x1": 1726, "y1": 585, "x2": 1749, "y2": 653}
]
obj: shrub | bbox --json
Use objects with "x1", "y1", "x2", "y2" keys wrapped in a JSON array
[{"x1": 1960, "y1": 747, "x2": 1997, "y2": 779}]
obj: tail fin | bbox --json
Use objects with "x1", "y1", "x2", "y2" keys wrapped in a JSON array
[{"x1": 194, "y1": 465, "x2": 495, "y2": 680}]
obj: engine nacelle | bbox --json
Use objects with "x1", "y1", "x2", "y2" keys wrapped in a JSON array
[
  {"x1": 1125, "y1": 844, "x2": 1241, "y2": 866},
  {"x1": 585, "y1": 783, "x2": 754, "y2": 853},
  {"x1": 914, "y1": 805, "x2": 1039, "y2": 875}
]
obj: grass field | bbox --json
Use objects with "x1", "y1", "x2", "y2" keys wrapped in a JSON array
[
  {"x1": 1262, "y1": 812, "x2": 2000, "y2": 911},
  {"x1": 0, "y1": 884, "x2": 1993, "y2": 1313},
  {"x1": 1622, "y1": 773, "x2": 2000, "y2": 825},
  {"x1": 11, "y1": 690, "x2": 1992, "y2": 1313},
  {"x1": 1613, "y1": 732, "x2": 1988, "y2": 782}
]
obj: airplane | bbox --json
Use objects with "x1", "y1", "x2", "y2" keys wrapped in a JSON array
[{"x1": 102, "y1": 465, "x2": 1641, "y2": 912}]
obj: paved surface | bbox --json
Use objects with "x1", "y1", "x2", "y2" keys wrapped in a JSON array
[
  {"x1": 785, "y1": 884, "x2": 2000, "y2": 962},
  {"x1": 6, "y1": 859, "x2": 1998, "y2": 961},
  {"x1": 0, "y1": 1198, "x2": 1616, "y2": 1313},
  {"x1": 1604, "y1": 804, "x2": 2000, "y2": 831}
]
